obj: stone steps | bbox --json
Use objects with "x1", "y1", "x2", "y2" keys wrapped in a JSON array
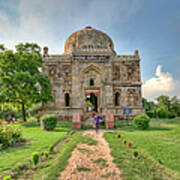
[{"x1": 83, "y1": 113, "x2": 95, "y2": 128}]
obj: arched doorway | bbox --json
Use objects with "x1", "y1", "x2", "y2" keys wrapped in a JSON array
[{"x1": 90, "y1": 93, "x2": 98, "y2": 112}]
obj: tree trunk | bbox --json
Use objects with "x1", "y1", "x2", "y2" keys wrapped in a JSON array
[{"x1": 22, "y1": 102, "x2": 26, "y2": 122}]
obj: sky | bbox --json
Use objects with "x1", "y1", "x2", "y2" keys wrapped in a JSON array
[{"x1": 0, "y1": 0, "x2": 180, "y2": 101}]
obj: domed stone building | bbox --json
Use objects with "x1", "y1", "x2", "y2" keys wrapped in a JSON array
[{"x1": 41, "y1": 26, "x2": 144, "y2": 120}]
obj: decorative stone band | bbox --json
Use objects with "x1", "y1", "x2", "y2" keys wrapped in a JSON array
[
  {"x1": 77, "y1": 59, "x2": 109, "y2": 63},
  {"x1": 85, "y1": 88, "x2": 100, "y2": 97}
]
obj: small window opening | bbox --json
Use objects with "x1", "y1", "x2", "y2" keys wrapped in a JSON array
[
  {"x1": 115, "y1": 92, "x2": 120, "y2": 106},
  {"x1": 90, "y1": 79, "x2": 94, "y2": 86},
  {"x1": 65, "y1": 93, "x2": 70, "y2": 107}
]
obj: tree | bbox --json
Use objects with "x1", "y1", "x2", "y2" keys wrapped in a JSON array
[
  {"x1": 0, "y1": 43, "x2": 53, "y2": 122},
  {"x1": 142, "y1": 98, "x2": 156, "y2": 112},
  {"x1": 170, "y1": 96, "x2": 180, "y2": 116},
  {"x1": 156, "y1": 95, "x2": 170, "y2": 111}
]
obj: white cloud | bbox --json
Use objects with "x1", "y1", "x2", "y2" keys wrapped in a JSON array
[{"x1": 142, "y1": 65, "x2": 180, "y2": 101}]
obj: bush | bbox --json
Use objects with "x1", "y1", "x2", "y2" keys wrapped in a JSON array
[
  {"x1": 0, "y1": 125, "x2": 23, "y2": 148},
  {"x1": 127, "y1": 141, "x2": 132, "y2": 148},
  {"x1": 168, "y1": 112, "x2": 176, "y2": 119},
  {"x1": 157, "y1": 109, "x2": 169, "y2": 118},
  {"x1": 40, "y1": 114, "x2": 57, "y2": 131},
  {"x1": 117, "y1": 134, "x2": 121, "y2": 138},
  {"x1": 48, "y1": 144, "x2": 54, "y2": 153},
  {"x1": 3, "y1": 176, "x2": 12, "y2": 180},
  {"x1": 146, "y1": 111, "x2": 154, "y2": 118},
  {"x1": 132, "y1": 114, "x2": 150, "y2": 130},
  {"x1": 122, "y1": 139, "x2": 127, "y2": 144},
  {"x1": 69, "y1": 130, "x2": 74, "y2": 135},
  {"x1": 43, "y1": 150, "x2": 49, "y2": 158},
  {"x1": 31, "y1": 152, "x2": 40, "y2": 166},
  {"x1": 132, "y1": 150, "x2": 138, "y2": 157}
]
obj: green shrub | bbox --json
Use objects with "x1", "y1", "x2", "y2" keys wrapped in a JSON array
[
  {"x1": 69, "y1": 130, "x2": 74, "y2": 135},
  {"x1": 0, "y1": 125, "x2": 23, "y2": 148},
  {"x1": 123, "y1": 139, "x2": 127, "y2": 144},
  {"x1": 146, "y1": 110, "x2": 154, "y2": 118},
  {"x1": 40, "y1": 114, "x2": 57, "y2": 131},
  {"x1": 43, "y1": 150, "x2": 49, "y2": 158},
  {"x1": 48, "y1": 144, "x2": 54, "y2": 153},
  {"x1": 132, "y1": 114, "x2": 150, "y2": 130},
  {"x1": 132, "y1": 150, "x2": 138, "y2": 157},
  {"x1": 157, "y1": 109, "x2": 169, "y2": 118},
  {"x1": 117, "y1": 134, "x2": 121, "y2": 138},
  {"x1": 168, "y1": 112, "x2": 176, "y2": 119},
  {"x1": 3, "y1": 176, "x2": 12, "y2": 180},
  {"x1": 127, "y1": 141, "x2": 132, "y2": 148},
  {"x1": 31, "y1": 152, "x2": 40, "y2": 166}
]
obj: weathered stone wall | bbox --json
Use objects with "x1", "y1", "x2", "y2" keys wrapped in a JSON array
[
  {"x1": 41, "y1": 53, "x2": 144, "y2": 120},
  {"x1": 109, "y1": 53, "x2": 144, "y2": 118},
  {"x1": 40, "y1": 27, "x2": 144, "y2": 120}
]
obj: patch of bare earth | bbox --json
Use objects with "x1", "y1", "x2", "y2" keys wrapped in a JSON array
[{"x1": 59, "y1": 130, "x2": 122, "y2": 180}]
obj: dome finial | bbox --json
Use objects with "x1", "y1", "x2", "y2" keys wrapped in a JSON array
[{"x1": 85, "y1": 26, "x2": 92, "y2": 29}]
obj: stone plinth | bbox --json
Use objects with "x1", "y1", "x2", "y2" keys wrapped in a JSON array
[
  {"x1": 72, "y1": 113, "x2": 81, "y2": 129},
  {"x1": 105, "y1": 112, "x2": 114, "y2": 129}
]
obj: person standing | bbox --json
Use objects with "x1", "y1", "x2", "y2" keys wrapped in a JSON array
[{"x1": 94, "y1": 114, "x2": 100, "y2": 133}]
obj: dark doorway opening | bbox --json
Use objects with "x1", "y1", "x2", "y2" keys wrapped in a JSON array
[{"x1": 90, "y1": 93, "x2": 98, "y2": 112}]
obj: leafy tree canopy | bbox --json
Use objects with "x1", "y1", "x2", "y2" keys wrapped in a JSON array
[
  {"x1": 156, "y1": 95, "x2": 170, "y2": 111},
  {"x1": 0, "y1": 43, "x2": 53, "y2": 121}
]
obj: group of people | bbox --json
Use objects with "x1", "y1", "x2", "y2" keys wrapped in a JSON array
[{"x1": 8, "y1": 114, "x2": 15, "y2": 124}]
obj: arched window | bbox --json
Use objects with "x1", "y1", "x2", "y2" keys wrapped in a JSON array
[
  {"x1": 90, "y1": 79, "x2": 94, "y2": 86},
  {"x1": 115, "y1": 92, "x2": 120, "y2": 106},
  {"x1": 65, "y1": 93, "x2": 70, "y2": 107}
]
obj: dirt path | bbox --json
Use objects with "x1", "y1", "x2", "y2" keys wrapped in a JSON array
[{"x1": 59, "y1": 130, "x2": 122, "y2": 180}]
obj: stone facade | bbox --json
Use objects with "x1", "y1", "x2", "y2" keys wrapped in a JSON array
[{"x1": 40, "y1": 26, "x2": 145, "y2": 120}]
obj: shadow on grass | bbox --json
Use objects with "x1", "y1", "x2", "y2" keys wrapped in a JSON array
[
  {"x1": 115, "y1": 122, "x2": 171, "y2": 132},
  {"x1": 0, "y1": 141, "x2": 31, "y2": 154},
  {"x1": 21, "y1": 123, "x2": 40, "y2": 128},
  {"x1": 56, "y1": 122, "x2": 72, "y2": 129},
  {"x1": 54, "y1": 128, "x2": 70, "y2": 132},
  {"x1": 117, "y1": 126, "x2": 171, "y2": 132},
  {"x1": 147, "y1": 126, "x2": 171, "y2": 131},
  {"x1": 22, "y1": 122, "x2": 73, "y2": 129}
]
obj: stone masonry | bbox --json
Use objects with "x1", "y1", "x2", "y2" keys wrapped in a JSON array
[{"x1": 40, "y1": 26, "x2": 145, "y2": 120}]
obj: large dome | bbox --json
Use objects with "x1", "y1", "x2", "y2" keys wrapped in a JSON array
[{"x1": 64, "y1": 26, "x2": 115, "y2": 55}]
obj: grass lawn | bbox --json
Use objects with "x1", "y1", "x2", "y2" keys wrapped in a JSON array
[
  {"x1": 0, "y1": 121, "x2": 72, "y2": 174},
  {"x1": 107, "y1": 118, "x2": 180, "y2": 179}
]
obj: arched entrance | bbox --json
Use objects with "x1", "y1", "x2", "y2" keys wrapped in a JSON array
[
  {"x1": 85, "y1": 88, "x2": 100, "y2": 113},
  {"x1": 90, "y1": 93, "x2": 98, "y2": 112}
]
